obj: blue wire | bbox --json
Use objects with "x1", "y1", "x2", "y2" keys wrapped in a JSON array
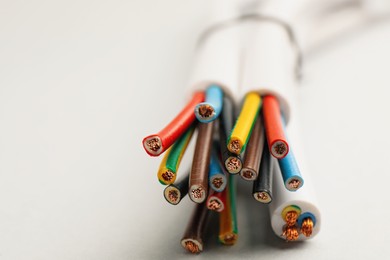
[
  {"x1": 208, "y1": 150, "x2": 227, "y2": 192},
  {"x1": 195, "y1": 85, "x2": 223, "y2": 123},
  {"x1": 278, "y1": 118, "x2": 304, "y2": 191},
  {"x1": 297, "y1": 212, "x2": 316, "y2": 227}
]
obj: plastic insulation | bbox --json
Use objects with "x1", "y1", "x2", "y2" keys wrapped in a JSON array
[
  {"x1": 263, "y1": 95, "x2": 289, "y2": 159},
  {"x1": 189, "y1": 122, "x2": 214, "y2": 203},
  {"x1": 252, "y1": 136, "x2": 273, "y2": 204},
  {"x1": 209, "y1": 149, "x2": 227, "y2": 192},
  {"x1": 181, "y1": 202, "x2": 210, "y2": 254},
  {"x1": 278, "y1": 147, "x2": 304, "y2": 191},
  {"x1": 219, "y1": 96, "x2": 242, "y2": 174},
  {"x1": 240, "y1": 114, "x2": 265, "y2": 181},
  {"x1": 142, "y1": 91, "x2": 204, "y2": 156},
  {"x1": 195, "y1": 85, "x2": 224, "y2": 123},
  {"x1": 268, "y1": 117, "x2": 321, "y2": 241},
  {"x1": 163, "y1": 171, "x2": 190, "y2": 205},
  {"x1": 157, "y1": 125, "x2": 195, "y2": 185},
  {"x1": 228, "y1": 92, "x2": 261, "y2": 155},
  {"x1": 219, "y1": 174, "x2": 238, "y2": 245}
]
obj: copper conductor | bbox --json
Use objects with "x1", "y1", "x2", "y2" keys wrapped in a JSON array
[
  {"x1": 191, "y1": 188, "x2": 203, "y2": 199},
  {"x1": 257, "y1": 192, "x2": 269, "y2": 201},
  {"x1": 226, "y1": 157, "x2": 241, "y2": 172},
  {"x1": 198, "y1": 105, "x2": 214, "y2": 118},
  {"x1": 273, "y1": 143, "x2": 286, "y2": 156},
  {"x1": 228, "y1": 140, "x2": 241, "y2": 154},
  {"x1": 223, "y1": 234, "x2": 237, "y2": 243},
  {"x1": 212, "y1": 177, "x2": 223, "y2": 189},
  {"x1": 288, "y1": 179, "x2": 301, "y2": 189},
  {"x1": 242, "y1": 169, "x2": 254, "y2": 180},
  {"x1": 184, "y1": 241, "x2": 200, "y2": 254},
  {"x1": 300, "y1": 218, "x2": 314, "y2": 237},
  {"x1": 162, "y1": 170, "x2": 174, "y2": 182},
  {"x1": 168, "y1": 190, "x2": 179, "y2": 203},
  {"x1": 283, "y1": 225, "x2": 299, "y2": 242},
  {"x1": 146, "y1": 138, "x2": 160, "y2": 152},
  {"x1": 285, "y1": 211, "x2": 298, "y2": 226},
  {"x1": 208, "y1": 199, "x2": 221, "y2": 210}
]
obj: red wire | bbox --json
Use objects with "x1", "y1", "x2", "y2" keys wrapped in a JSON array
[
  {"x1": 142, "y1": 91, "x2": 205, "y2": 156},
  {"x1": 263, "y1": 95, "x2": 289, "y2": 159},
  {"x1": 207, "y1": 188, "x2": 226, "y2": 212}
]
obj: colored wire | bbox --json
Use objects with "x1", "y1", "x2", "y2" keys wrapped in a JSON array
[
  {"x1": 209, "y1": 148, "x2": 227, "y2": 192},
  {"x1": 252, "y1": 135, "x2": 274, "y2": 204},
  {"x1": 278, "y1": 146, "x2": 304, "y2": 191},
  {"x1": 240, "y1": 114, "x2": 265, "y2": 181},
  {"x1": 189, "y1": 122, "x2": 214, "y2": 203},
  {"x1": 180, "y1": 202, "x2": 210, "y2": 254},
  {"x1": 157, "y1": 125, "x2": 195, "y2": 185},
  {"x1": 194, "y1": 85, "x2": 224, "y2": 123},
  {"x1": 263, "y1": 95, "x2": 289, "y2": 159},
  {"x1": 219, "y1": 174, "x2": 238, "y2": 245},
  {"x1": 297, "y1": 212, "x2": 316, "y2": 238},
  {"x1": 219, "y1": 96, "x2": 242, "y2": 174},
  {"x1": 206, "y1": 188, "x2": 226, "y2": 212},
  {"x1": 142, "y1": 91, "x2": 204, "y2": 156},
  {"x1": 227, "y1": 92, "x2": 261, "y2": 155},
  {"x1": 163, "y1": 171, "x2": 190, "y2": 205}
]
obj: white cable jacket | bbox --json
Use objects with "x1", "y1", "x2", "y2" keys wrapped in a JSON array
[
  {"x1": 187, "y1": 25, "x2": 241, "y2": 100},
  {"x1": 268, "y1": 116, "x2": 321, "y2": 241},
  {"x1": 239, "y1": 20, "x2": 296, "y2": 122}
]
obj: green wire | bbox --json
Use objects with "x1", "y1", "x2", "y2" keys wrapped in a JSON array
[
  {"x1": 165, "y1": 125, "x2": 195, "y2": 172},
  {"x1": 229, "y1": 174, "x2": 238, "y2": 234}
]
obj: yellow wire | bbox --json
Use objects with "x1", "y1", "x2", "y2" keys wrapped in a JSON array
[
  {"x1": 228, "y1": 92, "x2": 261, "y2": 154},
  {"x1": 157, "y1": 147, "x2": 176, "y2": 185}
]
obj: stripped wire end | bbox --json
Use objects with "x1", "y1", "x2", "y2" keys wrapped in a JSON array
[
  {"x1": 184, "y1": 241, "x2": 200, "y2": 254},
  {"x1": 190, "y1": 186, "x2": 206, "y2": 203},
  {"x1": 161, "y1": 170, "x2": 175, "y2": 183},
  {"x1": 143, "y1": 136, "x2": 162, "y2": 156},
  {"x1": 288, "y1": 179, "x2": 301, "y2": 190},
  {"x1": 254, "y1": 191, "x2": 272, "y2": 204},
  {"x1": 207, "y1": 199, "x2": 222, "y2": 212},
  {"x1": 240, "y1": 168, "x2": 256, "y2": 181},
  {"x1": 211, "y1": 177, "x2": 223, "y2": 190},
  {"x1": 271, "y1": 140, "x2": 288, "y2": 159},
  {"x1": 228, "y1": 140, "x2": 241, "y2": 155},
  {"x1": 225, "y1": 156, "x2": 242, "y2": 174},
  {"x1": 285, "y1": 211, "x2": 299, "y2": 226},
  {"x1": 300, "y1": 218, "x2": 314, "y2": 237},
  {"x1": 282, "y1": 225, "x2": 299, "y2": 242},
  {"x1": 196, "y1": 104, "x2": 215, "y2": 121}
]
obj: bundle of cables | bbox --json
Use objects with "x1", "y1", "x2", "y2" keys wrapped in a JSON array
[{"x1": 142, "y1": 0, "x2": 390, "y2": 254}]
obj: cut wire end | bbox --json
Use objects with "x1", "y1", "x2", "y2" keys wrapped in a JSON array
[
  {"x1": 300, "y1": 218, "x2": 314, "y2": 237},
  {"x1": 184, "y1": 241, "x2": 200, "y2": 254},
  {"x1": 282, "y1": 225, "x2": 299, "y2": 242},
  {"x1": 225, "y1": 157, "x2": 241, "y2": 174}
]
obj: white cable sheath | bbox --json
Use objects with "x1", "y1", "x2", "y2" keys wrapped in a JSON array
[
  {"x1": 239, "y1": 20, "x2": 296, "y2": 122},
  {"x1": 268, "y1": 116, "x2": 321, "y2": 240}
]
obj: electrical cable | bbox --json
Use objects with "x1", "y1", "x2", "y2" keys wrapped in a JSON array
[
  {"x1": 209, "y1": 147, "x2": 227, "y2": 192},
  {"x1": 195, "y1": 85, "x2": 224, "y2": 123},
  {"x1": 189, "y1": 122, "x2": 214, "y2": 203},
  {"x1": 206, "y1": 188, "x2": 226, "y2": 212},
  {"x1": 240, "y1": 114, "x2": 265, "y2": 181},
  {"x1": 142, "y1": 91, "x2": 204, "y2": 156},
  {"x1": 163, "y1": 171, "x2": 190, "y2": 205},
  {"x1": 181, "y1": 202, "x2": 210, "y2": 254},
  {"x1": 157, "y1": 125, "x2": 195, "y2": 185},
  {"x1": 252, "y1": 134, "x2": 274, "y2": 204},
  {"x1": 227, "y1": 92, "x2": 262, "y2": 155},
  {"x1": 219, "y1": 96, "x2": 242, "y2": 174}
]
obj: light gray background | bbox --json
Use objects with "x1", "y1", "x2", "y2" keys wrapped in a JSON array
[{"x1": 1, "y1": 1, "x2": 390, "y2": 259}]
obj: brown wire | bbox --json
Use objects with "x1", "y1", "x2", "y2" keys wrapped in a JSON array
[
  {"x1": 180, "y1": 202, "x2": 210, "y2": 254},
  {"x1": 189, "y1": 122, "x2": 214, "y2": 203},
  {"x1": 240, "y1": 115, "x2": 265, "y2": 180}
]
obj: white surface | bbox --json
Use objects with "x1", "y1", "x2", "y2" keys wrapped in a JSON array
[{"x1": 1, "y1": 1, "x2": 390, "y2": 259}]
